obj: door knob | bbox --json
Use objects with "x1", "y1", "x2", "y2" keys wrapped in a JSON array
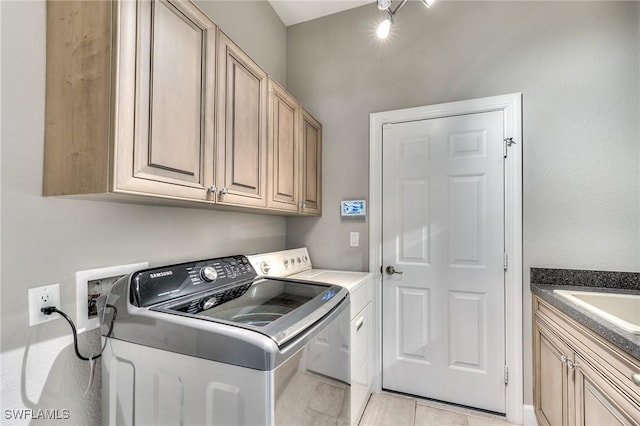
[{"x1": 386, "y1": 265, "x2": 403, "y2": 275}]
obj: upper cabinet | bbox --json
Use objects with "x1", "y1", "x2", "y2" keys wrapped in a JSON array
[
  {"x1": 300, "y1": 109, "x2": 322, "y2": 216},
  {"x1": 267, "y1": 79, "x2": 300, "y2": 213},
  {"x1": 45, "y1": 0, "x2": 216, "y2": 202},
  {"x1": 266, "y1": 79, "x2": 323, "y2": 216},
  {"x1": 215, "y1": 32, "x2": 268, "y2": 208},
  {"x1": 44, "y1": 0, "x2": 321, "y2": 216}
]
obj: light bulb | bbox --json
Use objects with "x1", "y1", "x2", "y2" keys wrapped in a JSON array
[
  {"x1": 421, "y1": 0, "x2": 435, "y2": 7},
  {"x1": 377, "y1": 0, "x2": 392, "y2": 10},
  {"x1": 377, "y1": 18, "x2": 391, "y2": 39}
]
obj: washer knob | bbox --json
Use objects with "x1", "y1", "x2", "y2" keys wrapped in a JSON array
[
  {"x1": 202, "y1": 296, "x2": 218, "y2": 310},
  {"x1": 260, "y1": 261, "x2": 271, "y2": 275},
  {"x1": 200, "y1": 266, "x2": 218, "y2": 282}
]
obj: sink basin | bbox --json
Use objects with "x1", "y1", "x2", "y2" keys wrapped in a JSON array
[{"x1": 553, "y1": 290, "x2": 640, "y2": 334}]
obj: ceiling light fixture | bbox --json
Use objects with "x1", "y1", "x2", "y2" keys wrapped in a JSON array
[
  {"x1": 376, "y1": 0, "x2": 436, "y2": 39},
  {"x1": 376, "y1": 17, "x2": 392, "y2": 39}
]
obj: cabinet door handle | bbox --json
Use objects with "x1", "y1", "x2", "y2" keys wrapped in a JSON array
[
  {"x1": 632, "y1": 373, "x2": 640, "y2": 387},
  {"x1": 355, "y1": 317, "x2": 365, "y2": 332},
  {"x1": 560, "y1": 355, "x2": 568, "y2": 363},
  {"x1": 208, "y1": 185, "x2": 217, "y2": 194},
  {"x1": 567, "y1": 359, "x2": 579, "y2": 370}
]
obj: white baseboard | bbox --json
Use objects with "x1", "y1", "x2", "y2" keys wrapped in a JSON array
[{"x1": 522, "y1": 405, "x2": 538, "y2": 426}]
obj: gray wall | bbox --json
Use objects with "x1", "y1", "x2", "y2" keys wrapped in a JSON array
[
  {"x1": 286, "y1": 1, "x2": 640, "y2": 407},
  {"x1": 195, "y1": 0, "x2": 287, "y2": 85},
  {"x1": 0, "y1": 1, "x2": 286, "y2": 424}
]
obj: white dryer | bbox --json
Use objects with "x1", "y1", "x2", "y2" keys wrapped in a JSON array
[{"x1": 247, "y1": 248, "x2": 374, "y2": 424}]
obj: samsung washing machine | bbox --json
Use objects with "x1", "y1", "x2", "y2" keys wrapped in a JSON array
[{"x1": 101, "y1": 254, "x2": 351, "y2": 426}]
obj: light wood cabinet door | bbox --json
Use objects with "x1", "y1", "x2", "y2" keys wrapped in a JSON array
[
  {"x1": 215, "y1": 31, "x2": 268, "y2": 208},
  {"x1": 299, "y1": 109, "x2": 322, "y2": 216},
  {"x1": 534, "y1": 296, "x2": 640, "y2": 426},
  {"x1": 44, "y1": 0, "x2": 216, "y2": 202},
  {"x1": 115, "y1": 0, "x2": 215, "y2": 200},
  {"x1": 534, "y1": 320, "x2": 574, "y2": 426},
  {"x1": 574, "y1": 354, "x2": 640, "y2": 426},
  {"x1": 267, "y1": 79, "x2": 299, "y2": 213}
]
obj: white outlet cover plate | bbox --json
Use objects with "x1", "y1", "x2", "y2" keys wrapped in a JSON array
[
  {"x1": 28, "y1": 283, "x2": 61, "y2": 326},
  {"x1": 75, "y1": 262, "x2": 147, "y2": 333}
]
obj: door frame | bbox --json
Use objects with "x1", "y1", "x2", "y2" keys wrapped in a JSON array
[{"x1": 369, "y1": 93, "x2": 523, "y2": 423}]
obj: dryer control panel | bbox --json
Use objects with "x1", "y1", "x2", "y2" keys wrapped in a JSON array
[{"x1": 130, "y1": 255, "x2": 257, "y2": 307}]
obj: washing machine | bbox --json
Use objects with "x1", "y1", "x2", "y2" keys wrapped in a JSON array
[{"x1": 101, "y1": 254, "x2": 352, "y2": 426}]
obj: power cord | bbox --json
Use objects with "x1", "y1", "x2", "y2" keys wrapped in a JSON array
[
  {"x1": 41, "y1": 305, "x2": 117, "y2": 361},
  {"x1": 42, "y1": 304, "x2": 118, "y2": 396}
]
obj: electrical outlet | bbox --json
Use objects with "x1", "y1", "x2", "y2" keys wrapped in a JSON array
[{"x1": 28, "y1": 284, "x2": 61, "y2": 326}]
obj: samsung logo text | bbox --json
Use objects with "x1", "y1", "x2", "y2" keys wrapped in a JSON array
[{"x1": 150, "y1": 271, "x2": 173, "y2": 279}]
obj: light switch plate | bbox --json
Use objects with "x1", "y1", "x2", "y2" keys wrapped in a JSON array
[{"x1": 350, "y1": 232, "x2": 360, "y2": 247}]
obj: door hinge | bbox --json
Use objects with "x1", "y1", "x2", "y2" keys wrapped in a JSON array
[
  {"x1": 503, "y1": 252, "x2": 508, "y2": 270},
  {"x1": 504, "y1": 365, "x2": 509, "y2": 385},
  {"x1": 503, "y1": 137, "x2": 516, "y2": 158}
]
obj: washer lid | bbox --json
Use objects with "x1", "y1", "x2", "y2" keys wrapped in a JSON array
[{"x1": 154, "y1": 277, "x2": 347, "y2": 346}]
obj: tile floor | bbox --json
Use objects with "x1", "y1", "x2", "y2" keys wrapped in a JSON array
[{"x1": 359, "y1": 393, "x2": 518, "y2": 426}]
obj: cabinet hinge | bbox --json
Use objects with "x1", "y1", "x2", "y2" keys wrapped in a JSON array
[
  {"x1": 504, "y1": 365, "x2": 509, "y2": 385},
  {"x1": 503, "y1": 252, "x2": 508, "y2": 271},
  {"x1": 503, "y1": 137, "x2": 516, "y2": 158}
]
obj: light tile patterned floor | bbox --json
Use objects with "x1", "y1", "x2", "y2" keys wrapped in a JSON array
[{"x1": 359, "y1": 393, "x2": 518, "y2": 426}]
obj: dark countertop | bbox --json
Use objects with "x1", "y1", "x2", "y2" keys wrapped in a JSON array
[{"x1": 531, "y1": 268, "x2": 640, "y2": 361}]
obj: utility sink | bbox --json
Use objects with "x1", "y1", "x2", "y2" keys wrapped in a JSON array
[{"x1": 553, "y1": 290, "x2": 640, "y2": 334}]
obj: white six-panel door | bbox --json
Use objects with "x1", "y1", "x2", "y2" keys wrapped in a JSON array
[{"x1": 381, "y1": 111, "x2": 506, "y2": 413}]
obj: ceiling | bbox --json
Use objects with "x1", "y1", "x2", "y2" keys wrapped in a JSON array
[{"x1": 267, "y1": 0, "x2": 374, "y2": 26}]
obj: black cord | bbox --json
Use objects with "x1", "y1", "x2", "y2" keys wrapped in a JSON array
[{"x1": 41, "y1": 305, "x2": 117, "y2": 361}]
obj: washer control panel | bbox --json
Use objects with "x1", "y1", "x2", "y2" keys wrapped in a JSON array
[
  {"x1": 131, "y1": 255, "x2": 256, "y2": 307},
  {"x1": 247, "y1": 248, "x2": 312, "y2": 278}
]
